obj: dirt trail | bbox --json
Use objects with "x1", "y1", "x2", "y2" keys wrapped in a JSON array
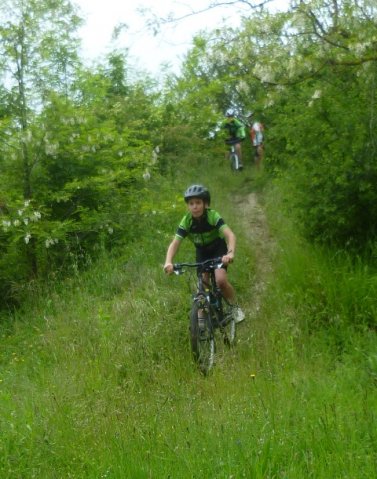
[{"x1": 236, "y1": 192, "x2": 275, "y2": 317}]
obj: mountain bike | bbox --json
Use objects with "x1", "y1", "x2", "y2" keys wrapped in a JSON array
[
  {"x1": 174, "y1": 257, "x2": 236, "y2": 375},
  {"x1": 225, "y1": 138, "x2": 243, "y2": 171}
]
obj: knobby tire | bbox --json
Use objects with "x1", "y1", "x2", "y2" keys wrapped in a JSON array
[
  {"x1": 230, "y1": 152, "x2": 239, "y2": 171},
  {"x1": 190, "y1": 302, "x2": 215, "y2": 375}
]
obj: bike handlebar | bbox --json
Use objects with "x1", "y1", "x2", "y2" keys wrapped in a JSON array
[{"x1": 173, "y1": 257, "x2": 223, "y2": 274}]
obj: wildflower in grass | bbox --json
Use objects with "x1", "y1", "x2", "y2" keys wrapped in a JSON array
[
  {"x1": 24, "y1": 233, "x2": 31, "y2": 244},
  {"x1": 13, "y1": 219, "x2": 20, "y2": 227}
]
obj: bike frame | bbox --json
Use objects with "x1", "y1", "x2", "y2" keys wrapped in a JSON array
[{"x1": 174, "y1": 257, "x2": 229, "y2": 326}]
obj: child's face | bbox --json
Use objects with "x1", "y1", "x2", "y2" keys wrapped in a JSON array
[{"x1": 187, "y1": 198, "x2": 206, "y2": 218}]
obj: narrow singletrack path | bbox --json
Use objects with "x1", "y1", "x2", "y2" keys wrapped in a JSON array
[{"x1": 236, "y1": 192, "x2": 275, "y2": 318}]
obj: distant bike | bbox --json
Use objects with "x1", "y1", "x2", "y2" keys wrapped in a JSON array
[
  {"x1": 225, "y1": 138, "x2": 244, "y2": 171},
  {"x1": 174, "y1": 257, "x2": 236, "y2": 375}
]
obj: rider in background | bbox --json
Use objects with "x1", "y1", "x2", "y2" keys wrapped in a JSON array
[
  {"x1": 222, "y1": 109, "x2": 246, "y2": 168},
  {"x1": 248, "y1": 111, "x2": 265, "y2": 169}
]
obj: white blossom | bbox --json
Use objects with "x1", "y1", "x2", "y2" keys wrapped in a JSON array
[
  {"x1": 108, "y1": 227, "x2": 113, "y2": 234},
  {"x1": 45, "y1": 238, "x2": 59, "y2": 248},
  {"x1": 143, "y1": 170, "x2": 151, "y2": 181},
  {"x1": 13, "y1": 219, "x2": 20, "y2": 227},
  {"x1": 24, "y1": 233, "x2": 31, "y2": 244},
  {"x1": 45, "y1": 142, "x2": 59, "y2": 156},
  {"x1": 312, "y1": 90, "x2": 321, "y2": 99},
  {"x1": 237, "y1": 80, "x2": 250, "y2": 94}
]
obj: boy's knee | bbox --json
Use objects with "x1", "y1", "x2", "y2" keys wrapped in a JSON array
[{"x1": 216, "y1": 277, "x2": 227, "y2": 289}]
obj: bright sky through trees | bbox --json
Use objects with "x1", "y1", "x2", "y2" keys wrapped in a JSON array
[{"x1": 75, "y1": 0, "x2": 289, "y2": 75}]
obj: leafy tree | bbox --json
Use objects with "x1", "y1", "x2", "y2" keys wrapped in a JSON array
[
  {"x1": 0, "y1": 3, "x2": 160, "y2": 305},
  {"x1": 0, "y1": 0, "x2": 82, "y2": 283}
]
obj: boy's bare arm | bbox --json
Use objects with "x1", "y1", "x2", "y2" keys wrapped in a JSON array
[
  {"x1": 164, "y1": 238, "x2": 181, "y2": 274},
  {"x1": 222, "y1": 227, "x2": 236, "y2": 265}
]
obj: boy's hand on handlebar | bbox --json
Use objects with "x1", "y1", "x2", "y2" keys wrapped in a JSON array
[
  {"x1": 164, "y1": 263, "x2": 174, "y2": 274},
  {"x1": 221, "y1": 252, "x2": 234, "y2": 266}
]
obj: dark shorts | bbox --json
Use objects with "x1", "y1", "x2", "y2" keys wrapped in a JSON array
[
  {"x1": 195, "y1": 238, "x2": 228, "y2": 265},
  {"x1": 225, "y1": 137, "x2": 245, "y2": 145}
]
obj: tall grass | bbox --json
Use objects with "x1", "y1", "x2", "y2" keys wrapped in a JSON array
[{"x1": 0, "y1": 160, "x2": 376, "y2": 478}]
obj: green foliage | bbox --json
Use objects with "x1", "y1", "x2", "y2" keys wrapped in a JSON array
[
  {"x1": 264, "y1": 181, "x2": 377, "y2": 335},
  {"x1": 269, "y1": 65, "x2": 377, "y2": 248},
  {"x1": 0, "y1": 35, "x2": 162, "y2": 305}
]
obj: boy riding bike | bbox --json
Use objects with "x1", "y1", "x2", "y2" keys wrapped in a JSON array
[
  {"x1": 163, "y1": 184, "x2": 245, "y2": 323},
  {"x1": 222, "y1": 109, "x2": 246, "y2": 168}
]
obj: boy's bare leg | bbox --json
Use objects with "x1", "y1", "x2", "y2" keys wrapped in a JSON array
[
  {"x1": 235, "y1": 143, "x2": 242, "y2": 163},
  {"x1": 215, "y1": 268, "x2": 235, "y2": 302}
]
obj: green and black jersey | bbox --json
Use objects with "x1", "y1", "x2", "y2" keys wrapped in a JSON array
[
  {"x1": 223, "y1": 117, "x2": 246, "y2": 140},
  {"x1": 175, "y1": 208, "x2": 227, "y2": 249}
]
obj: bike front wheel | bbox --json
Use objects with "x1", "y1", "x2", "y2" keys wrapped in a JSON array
[
  {"x1": 230, "y1": 153, "x2": 243, "y2": 171},
  {"x1": 230, "y1": 152, "x2": 238, "y2": 171},
  {"x1": 190, "y1": 302, "x2": 215, "y2": 375}
]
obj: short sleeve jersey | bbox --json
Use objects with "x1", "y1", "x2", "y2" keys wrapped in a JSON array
[
  {"x1": 223, "y1": 118, "x2": 246, "y2": 140},
  {"x1": 175, "y1": 208, "x2": 227, "y2": 248}
]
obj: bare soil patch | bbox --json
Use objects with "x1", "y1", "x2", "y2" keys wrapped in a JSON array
[{"x1": 236, "y1": 192, "x2": 275, "y2": 317}]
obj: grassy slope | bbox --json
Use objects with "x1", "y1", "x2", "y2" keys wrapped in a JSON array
[{"x1": 0, "y1": 157, "x2": 376, "y2": 478}]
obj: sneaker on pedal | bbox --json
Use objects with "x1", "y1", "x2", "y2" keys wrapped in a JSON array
[{"x1": 234, "y1": 307, "x2": 245, "y2": 323}]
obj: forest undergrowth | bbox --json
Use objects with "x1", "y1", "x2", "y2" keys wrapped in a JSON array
[{"x1": 0, "y1": 159, "x2": 376, "y2": 478}]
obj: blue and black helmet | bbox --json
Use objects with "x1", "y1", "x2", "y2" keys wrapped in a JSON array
[{"x1": 184, "y1": 184, "x2": 211, "y2": 205}]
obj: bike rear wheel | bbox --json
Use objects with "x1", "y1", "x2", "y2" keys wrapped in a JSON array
[{"x1": 190, "y1": 302, "x2": 215, "y2": 375}]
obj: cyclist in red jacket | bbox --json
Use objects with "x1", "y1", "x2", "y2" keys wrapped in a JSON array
[{"x1": 248, "y1": 111, "x2": 265, "y2": 168}]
